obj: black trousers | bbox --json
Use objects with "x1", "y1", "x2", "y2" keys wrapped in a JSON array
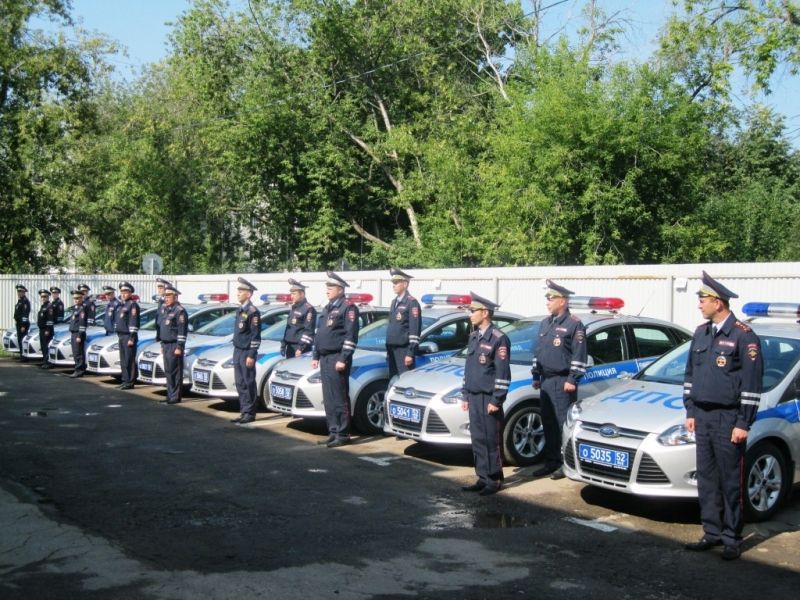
[
  {"x1": 162, "y1": 342, "x2": 184, "y2": 402},
  {"x1": 71, "y1": 332, "x2": 86, "y2": 374},
  {"x1": 539, "y1": 375, "x2": 576, "y2": 468},
  {"x1": 386, "y1": 345, "x2": 413, "y2": 379},
  {"x1": 234, "y1": 347, "x2": 257, "y2": 416},
  {"x1": 40, "y1": 328, "x2": 52, "y2": 366},
  {"x1": 695, "y1": 405, "x2": 746, "y2": 547},
  {"x1": 118, "y1": 334, "x2": 136, "y2": 384},
  {"x1": 466, "y1": 391, "x2": 504, "y2": 485},
  {"x1": 16, "y1": 323, "x2": 28, "y2": 359},
  {"x1": 320, "y1": 354, "x2": 351, "y2": 439}
]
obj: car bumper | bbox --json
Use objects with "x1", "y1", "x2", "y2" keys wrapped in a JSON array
[
  {"x1": 383, "y1": 394, "x2": 472, "y2": 446},
  {"x1": 86, "y1": 350, "x2": 122, "y2": 375},
  {"x1": 48, "y1": 346, "x2": 75, "y2": 366},
  {"x1": 190, "y1": 366, "x2": 239, "y2": 399}
]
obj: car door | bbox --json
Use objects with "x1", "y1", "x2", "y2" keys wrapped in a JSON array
[{"x1": 580, "y1": 324, "x2": 630, "y2": 399}]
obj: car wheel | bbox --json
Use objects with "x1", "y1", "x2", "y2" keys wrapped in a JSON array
[
  {"x1": 259, "y1": 372, "x2": 273, "y2": 410},
  {"x1": 353, "y1": 381, "x2": 387, "y2": 435},
  {"x1": 502, "y1": 402, "x2": 545, "y2": 466},
  {"x1": 744, "y1": 441, "x2": 789, "y2": 522}
]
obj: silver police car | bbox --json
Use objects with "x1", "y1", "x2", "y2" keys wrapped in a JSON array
[
  {"x1": 562, "y1": 301, "x2": 800, "y2": 521},
  {"x1": 85, "y1": 306, "x2": 160, "y2": 376},
  {"x1": 19, "y1": 306, "x2": 76, "y2": 359},
  {"x1": 383, "y1": 297, "x2": 692, "y2": 466},
  {"x1": 47, "y1": 303, "x2": 110, "y2": 367}
]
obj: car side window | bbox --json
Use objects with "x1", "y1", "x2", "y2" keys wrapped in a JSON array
[
  {"x1": 630, "y1": 326, "x2": 676, "y2": 359},
  {"x1": 587, "y1": 326, "x2": 626, "y2": 365},
  {"x1": 425, "y1": 320, "x2": 471, "y2": 352}
]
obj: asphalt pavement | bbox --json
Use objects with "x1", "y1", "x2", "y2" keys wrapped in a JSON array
[{"x1": 1, "y1": 357, "x2": 798, "y2": 599}]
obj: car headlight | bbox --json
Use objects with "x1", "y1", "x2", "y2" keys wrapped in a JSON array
[
  {"x1": 565, "y1": 402, "x2": 582, "y2": 429},
  {"x1": 657, "y1": 424, "x2": 696, "y2": 446},
  {"x1": 441, "y1": 388, "x2": 464, "y2": 404},
  {"x1": 109, "y1": 343, "x2": 119, "y2": 351},
  {"x1": 183, "y1": 347, "x2": 196, "y2": 357},
  {"x1": 307, "y1": 371, "x2": 322, "y2": 384},
  {"x1": 221, "y1": 357, "x2": 235, "y2": 369}
]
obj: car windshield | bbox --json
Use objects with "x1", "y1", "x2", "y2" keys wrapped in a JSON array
[
  {"x1": 357, "y1": 316, "x2": 438, "y2": 352},
  {"x1": 139, "y1": 308, "x2": 158, "y2": 328},
  {"x1": 195, "y1": 312, "x2": 237, "y2": 336},
  {"x1": 637, "y1": 335, "x2": 800, "y2": 392},
  {"x1": 262, "y1": 320, "x2": 286, "y2": 342},
  {"x1": 453, "y1": 318, "x2": 541, "y2": 363}
]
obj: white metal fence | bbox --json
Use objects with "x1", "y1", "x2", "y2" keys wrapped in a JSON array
[{"x1": 2, "y1": 263, "x2": 798, "y2": 333}]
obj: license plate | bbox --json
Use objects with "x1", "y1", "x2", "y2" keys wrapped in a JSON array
[
  {"x1": 270, "y1": 383, "x2": 293, "y2": 400},
  {"x1": 88, "y1": 353, "x2": 98, "y2": 363},
  {"x1": 193, "y1": 370, "x2": 210, "y2": 383},
  {"x1": 139, "y1": 361, "x2": 153, "y2": 373},
  {"x1": 390, "y1": 403, "x2": 422, "y2": 424},
  {"x1": 578, "y1": 443, "x2": 630, "y2": 470}
]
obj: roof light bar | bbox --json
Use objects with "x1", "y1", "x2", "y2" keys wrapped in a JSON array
[
  {"x1": 131, "y1": 294, "x2": 140, "y2": 301},
  {"x1": 198, "y1": 293, "x2": 229, "y2": 302},
  {"x1": 345, "y1": 293, "x2": 373, "y2": 304},
  {"x1": 260, "y1": 293, "x2": 293, "y2": 304},
  {"x1": 742, "y1": 302, "x2": 800, "y2": 318},
  {"x1": 420, "y1": 294, "x2": 473, "y2": 306},
  {"x1": 569, "y1": 296, "x2": 625, "y2": 311}
]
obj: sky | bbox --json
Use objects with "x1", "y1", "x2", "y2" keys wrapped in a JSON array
[{"x1": 34, "y1": 0, "x2": 800, "y2": 143}]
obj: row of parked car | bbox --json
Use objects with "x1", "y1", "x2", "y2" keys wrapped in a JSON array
[{"x1": 5, "y1": 292, "x2": 799, "y2": 522}]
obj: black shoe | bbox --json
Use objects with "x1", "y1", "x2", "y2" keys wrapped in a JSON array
[
  {"x1": 69, "y1": 372, "x2": 83, "y2": 378},
  {"x1": 237, "y1": 415, "x2": 255, "y2": 425},
  {"x1": 230, "y1": 415, "x2": 243, "y2": 423},
  {"x1": 327, "y1": 438, "x2": 350, "y2": 448},
  {"x1": 685, "y1": 538, "x2": 722, "y2": 552},
  {"x1": 41, "y1": 364, "x2": 52, "y2": 370},
  {"x1": 461, "y1": 482, "x2": 485, "y2": 492},
  {"x1": 479, "y1": 483, "x2": 502, "y2": 496},
  {"x1": 721, "y1": 545, "x2": 741, "y2": 560},
  {"x1": 317, "y1": 435, "x2": 336, "y2": 445},
  {"x1": 166, "y1": 399, "x2": 180, "y2": 405},
  {"x1": 119, "y1": 383, "x2": 134, "y2": 390},
  {"x1": 550, "y1": 468, "x2": 565, "y2": 480}
]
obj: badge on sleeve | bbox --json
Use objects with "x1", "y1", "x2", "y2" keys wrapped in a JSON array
[
  {"x1": 498, "y1": 346, "x2": 508, "y2": 360},
  {"x1": 411, "y1": 306, "x2": 419, "y2": 317},
  {"x1": 747, "y1": 344, "x2": 759, "y2": 361},
  {"x1": 179, "y1": 314, "x2": 185, "y2": 322},
  {"x1": 132, "y1": 307, "x2": 137, "y2": 315},
  {"x1": 348, "y1": 309, "x2": 356, "y2": 321}
]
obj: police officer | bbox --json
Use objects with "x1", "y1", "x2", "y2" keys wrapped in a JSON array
[
  {"x1": 385, "y1": 267, "x2": 422, "y2": 379},
  {"x1": 158, "y1": 285, "x2": 188, "y2": 404},
  {"x1": 68, "y1": 289, "x2": 88, "y2": 378},
  {"x1": 102, "y1": 285, "x2": 120, "y2": 335},
  {"x1": 37, "y1": 289, "x2": 56, "y2": 369},
  {"x1": 77, "y1": 284, "x2": 96, "y2": 328},
  {"x1": 531, "y1": 280, "x2": 588, "y2": 480},
  {"x1": 460, "y1": 293, "x2": 511, "y2": 496},
  {"x1": 13, "y1": 284, "x2": 31, "y2": 361},
  {"x1": 281, "y1": 278, "x2": 316, "y2": 358},
  {"x1": 49, "y1": 287, "x2": 65, "y2": 323},
  {"x1": 311, "y1": 271, "x2": 359, "y2": 447},
  {"x1": 115, "y1": 282, "x2": 140, "y2": 390},
  {"x1": 155, "y1": 278, "x2": 172, "y2": 328},
  {"x1": 230, "y1": 277, "x2": 261, "y2": 425},
  {"x1": 684, "y1": 272, "x2": 763, "y2": 561}
]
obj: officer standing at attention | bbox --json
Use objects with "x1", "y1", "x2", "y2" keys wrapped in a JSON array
[
  {"x1": 50, "y1": 287, "x2": 64, "y2": 323},
  {"x1": 281, "y1": 278, "x2": 316, "y2": 358},
  {"x1": 385, "y1": 268, "x2": 422, "y2": 379},
  {"x1": 230, "y1": 277, "x2": 262, "y2": 425},
  {"x1": 115, "y1": 282, "x2": 140, "y2": 390},
  {"x1": 460, "y1": 293, "x2": 511, "y2": 496},
  {"x1": 312, "y1": 271, "x2": 359, "y2": 447},
  {"x1": 13, "y1": 285, "x2": 31, "y2": 361},
  {"x1": 102, "y1": 285, "x2": 120, "y2": 335},
  {"x1": 154, "y1": 278, "x2": 172, "y2": 329},
  {"x1": 684, "y1": 272, "x2": 763, "y2": 561},
  {"x1": 531, "y1": 280, "x2": 588, "y2": 480},
  {"x1": 158, "y1": 285, "x2": 188, "y2": 404},
  {"x1": 37, "y1": 289, "x2": 56, "y2": 369},
  {"x1": 77, "y1": 284, "x2": 96, "y2": 328},
  {"x1": 68, "y1": 289, "x2": 88, "y2": 378}
]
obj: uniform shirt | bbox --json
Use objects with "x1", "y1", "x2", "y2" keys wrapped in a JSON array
[
  {"x1": 69, "y1": 303, "x2": 87, "y2": 335},
  {"x1": 114, "y1": 298, "x2": 141, "y2": 343},
  {"x1": 82, "y1": 296, "x2": 97, "y2": 327},
  {"x1": 386, "y1": 292, "x2": 422, "y2": 356},
  {"x1": 14, "y1": 295, "x2": 30, "y2": 326},
  {"x1": 37, "y1": 301, "x2": 56, "y2": 330},
  {"x1": 683, "y1": 314, "x2": 763, "y2": 431},
  {"x1": 282, "y1": 300, "x2": 317, "y2": 354},
  {"x1": 158, "y1": 303, "x2": 188, "y2": 348},
  {"x1": 532, "y1": 310, "x2": 588, "y2": 386},
  {"x1": 313, "y1": 295, "x2": 359, "y2": 361},
  {"x1": 232, "y1": 300, "x2": 261, "y2": 359},
  {"x1": 104, "y1": 297, "x2": 121, "y2": 335},
  {"x1": 462, "y1": 324, "x2": 511, "y2": 405},
  {"x1": 51, "y1": 297, "x2": 65, "y2": 322}
]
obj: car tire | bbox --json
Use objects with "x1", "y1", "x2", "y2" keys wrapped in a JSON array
[
  {"x1": 502, "y1": 402, "x2": 545, "y2": 467},
  {"x1": 744, "y1": 441, "x2": 789, "y2": 522},
  {"x1": 353, "y1": 381, "x2": 387, "y2": 435},
  {"x1": 258, "y1": 372, "x2": 274, "y2": 410}
]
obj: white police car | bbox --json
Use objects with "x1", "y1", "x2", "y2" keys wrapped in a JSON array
[
  {"x1": 18, "y1": 306, "x2": 77, "y2": 359},
  {"x1": 383, "y1": 297, "x2": 692, "y2": 466},
  {"x1": 47, "y1": 303, "x2": 110, "y2": 367},
  {"x1": 85, "y1": 305, "x2": 162, "y2": 375},
  {"x1": 266, "y1": 294, "x2": 520, "y2": 434},
  {"x1": 562, "y1": 301, "x2": 800, "y2": 521},
  {"x1": 192, "y1": 294, "x2": 391, "y2": 409}
]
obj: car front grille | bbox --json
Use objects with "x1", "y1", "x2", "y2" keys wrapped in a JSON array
[
  {"x1": 271, "y1": 393, "x2": 292, "y2": 408},
  {"x1": 155, "y1": 364, "x2": 166, "y2": 378},
  {"x1": 392, "y1": 386, "x2": 436, "y2": 400},
  {"x1": 211, "y1": 374, "x2": 226, "y2": 390},
  {"x1": 564, "y1": 439, "x2": 576, "y2": 469},
  {"x1": 196, "y1": 357, "x2": 218, "y2": 368},
  {"x1": 580, "y1": 421, "x2": 649, "y2": 440},
  {"x1": 635, "y1": 453, "x2": 670, "y2": 484},
  {"x1": 295, "y1": 389, "x2": 313, "y2": 409},
  {"x1": 425, "y1": 410, "x2": 449, "y2": 434},
  {"x1": 194, "y1": 378, "x2": 209, "y2": 390}
]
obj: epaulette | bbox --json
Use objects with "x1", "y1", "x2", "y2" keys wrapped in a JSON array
[
  {"x1": 734, "y1": 320, "x2": 752, "y2": 332},
  {"x1": 490, "y1": 328, "x2": 503, "y2": 338},
  {"x1": 247, "y1": 305, "x2": 258, "y2": 314},
  {"x1": 570, "y1": 315, "x2": 581, "y2": 322},
  {"x1": 695, "y1": 322, "x2": 707, "y2": 331}
]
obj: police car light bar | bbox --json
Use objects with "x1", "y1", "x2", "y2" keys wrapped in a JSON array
[
  {"x1": 420, "y1": 294, "x2": 473, "y2": 306},
  {"x1": 198, "y1": 293, "x2": 229, "y2": 302},
  {"x1": 569, "y1": 296, "x2": 625, "y2": 311},
  {"x1": 96, "y1": 294, "x2": 108, "y2": 301},
  {"x1": 346, "y1": 293, "x2": 373, "y2": 304},
  {"x1": 131, "y1": 294, "x2": 140, "y2": 301},
  {"x1": 742, "y1": 302, "x2": 800, "y2": 318},
  {"x1": 260, "y1": 293, "x2": 292, "y2": 303}
]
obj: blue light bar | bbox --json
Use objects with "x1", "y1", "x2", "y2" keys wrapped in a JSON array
[
  {"x1": 742, "y1": 302, "x2": 800, "y2": 318},
  {"x1": 420, "y1": 293, "x2": 472, "y2": 306}
]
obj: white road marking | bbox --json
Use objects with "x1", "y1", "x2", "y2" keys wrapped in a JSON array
[{"x1": 563, "y1": 517, "x2": 618, "y2": 532}]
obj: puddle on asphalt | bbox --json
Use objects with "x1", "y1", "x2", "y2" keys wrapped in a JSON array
[{"x1": 424, "y1": 499, "x2": 537, "y2": 530}]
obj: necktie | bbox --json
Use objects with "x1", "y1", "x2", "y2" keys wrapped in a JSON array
[{"x1": 712, "y1": 325, "x2": 718, "y2": 337}]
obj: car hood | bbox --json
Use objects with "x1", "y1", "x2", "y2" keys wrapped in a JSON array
[{"x1": 392, "y1": 357, "x2": 467, "y2": 395}]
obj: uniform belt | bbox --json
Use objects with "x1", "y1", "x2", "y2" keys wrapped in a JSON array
[
  {"x1": 541, "y1": 370, "x2": 569, "y2": 378},
  {"x1": 318, "y1": 350, "x2": 339, "y2": 356},
  {"x1": 694, "y1": 401, "x2": 736, "y2": 411},
  {"x1": 161, "y1": 339, "x2": 178, "y2": 344}
]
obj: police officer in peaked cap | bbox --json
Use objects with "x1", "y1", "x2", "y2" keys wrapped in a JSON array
[
  {"x1": 158, "y1": 284, "x2": 188, "y2": 404},
  {"x1": 531, "y1": 280, "x2": 588, "y2": 480},
  {"x1": 683, "y1": 272, "x2": 763, "y2": 560},
  {"x1": 312, "y1": 271, "x2": 360, "y2": 447},
  {"x1": 155, "y1": 278, "x2": 172, "y2": 329},
  {"x1": 102, "y1": 285, "x2": 120, "y2": 336},
  {"x1": 49, "y1": 286, "x2": 65, "y2": 323},
  {"x1": 386, "y1": 268, "x2": 422, "y2": 380},
  {"x1": 68, "y1": 289, "x2": 88, "y2": 377},
  {"x1": 230, "y1": 277, "x2": 261, "y2": 425},
  {"x1": 36, "y1": 289, "x2": 56, "y2": 369},
  {"x1": 77, "y1": 284, "x2": 97, "y2": 328},
  {"x1": 13, "y1": 284, "x2": 30, "y2": 361},
  {"x1": 281, "y1": 278, "x2": 317, "y2": 359},
  {"x1": 460, "y1": 292, "x2": 511, "y2": 495},
  {"x1": 115, "y1": 282, "x2": 140, "y2": 390}
]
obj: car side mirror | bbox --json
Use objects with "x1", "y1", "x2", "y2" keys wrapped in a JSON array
[
  {"x1": 417, "y1": 341, "x2": 439, "y2": 355},
  {"x1": 188, "y1": 324, "x2": 194, "y2": 332},
  {"x1": 586, "y1": 355, "x2": 595, "y2": 367}
]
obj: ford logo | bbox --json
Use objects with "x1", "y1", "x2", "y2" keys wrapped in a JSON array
[
  {"x1": 403, "y1": 388, "x2": 417, "y2": 399},
  {"x1": 277, "y1": 370, "x2": 290, "y2": 380},
  {"x1": 599, "y1": 423, "x2": 620, "y2": 438}
]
